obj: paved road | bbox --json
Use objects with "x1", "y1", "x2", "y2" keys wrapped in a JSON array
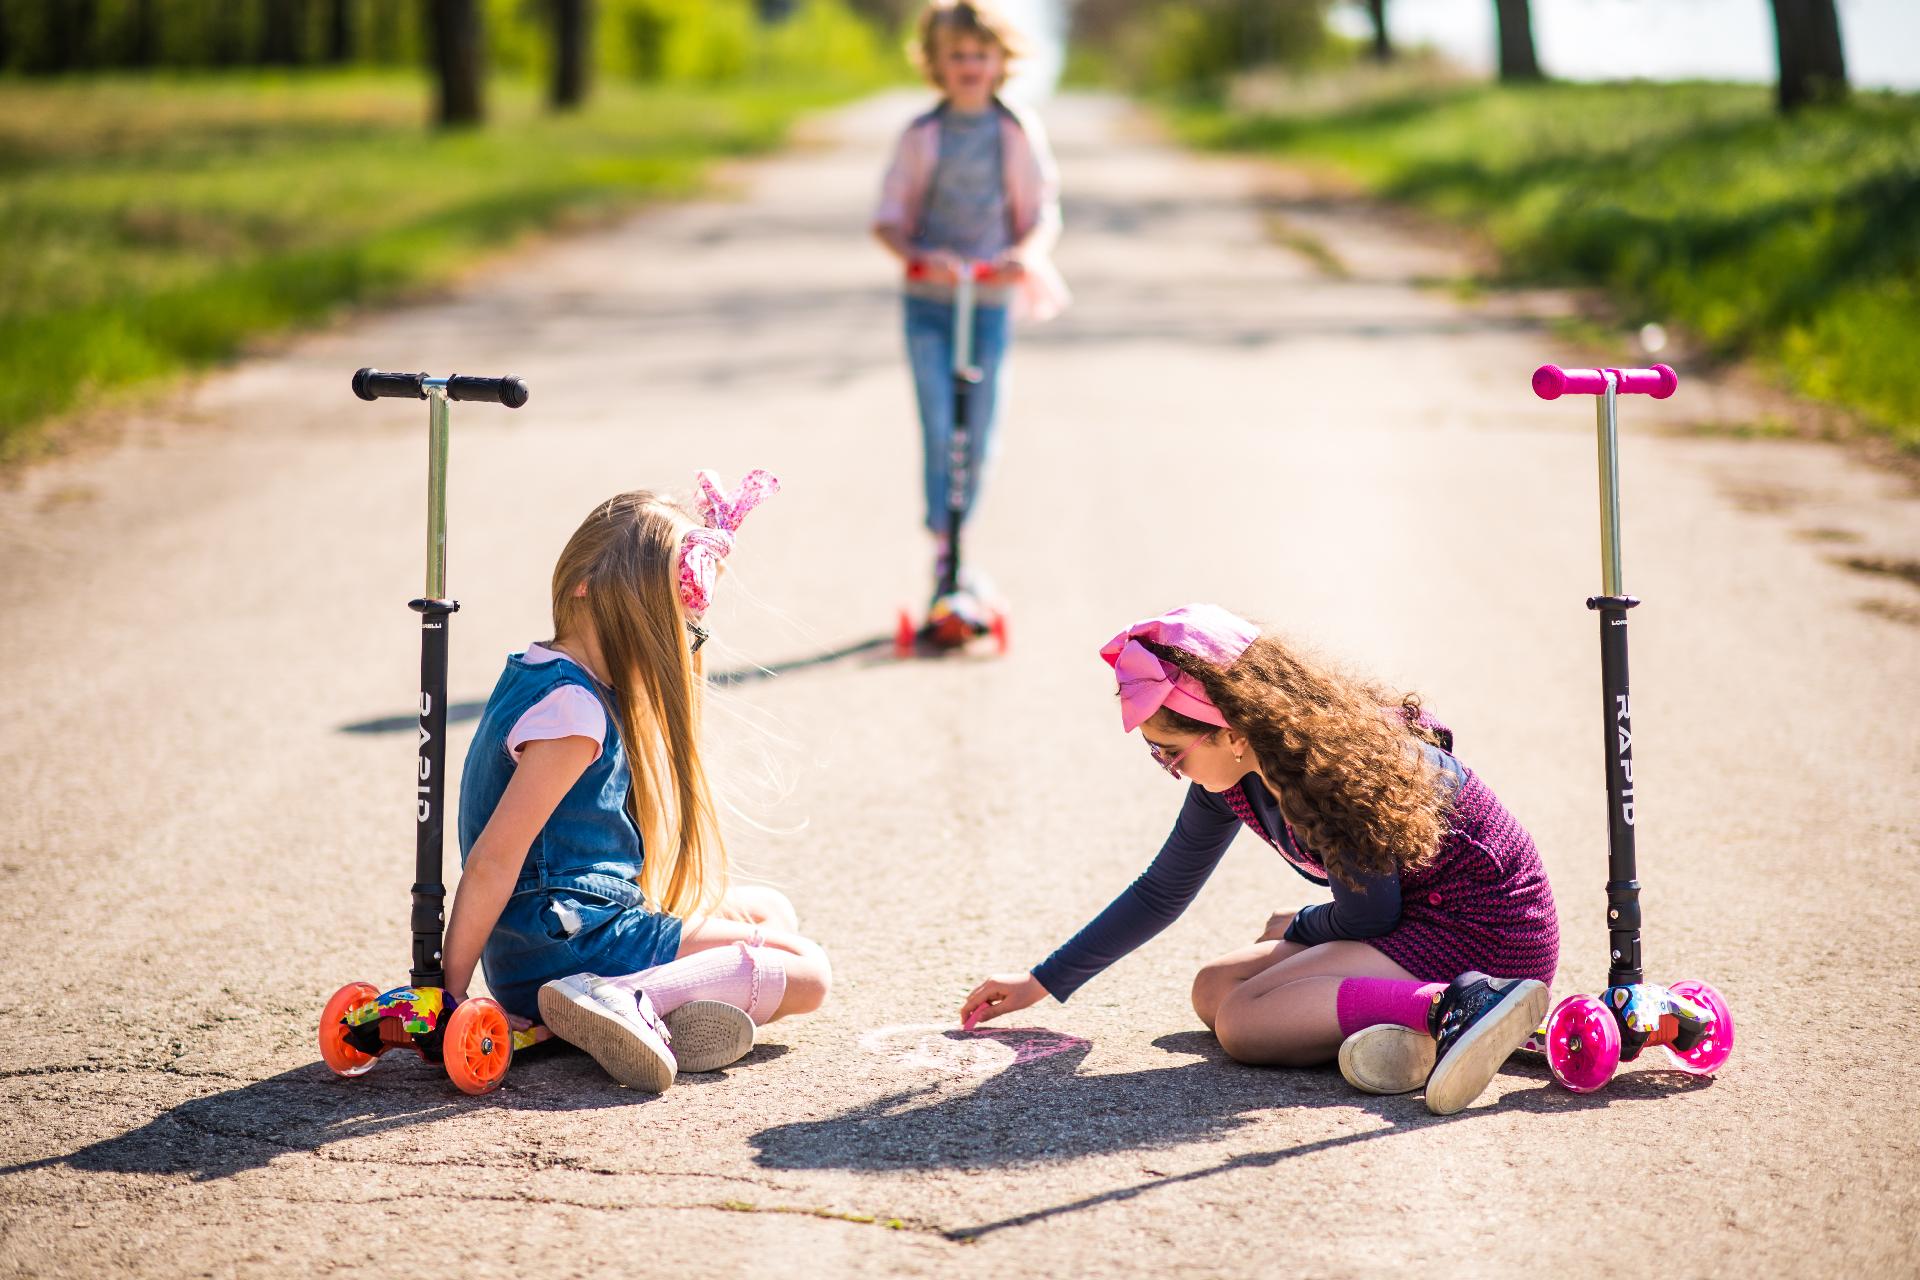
[{"x1": 2, "y1": 92, "x2": 1916, "y2": 1278}]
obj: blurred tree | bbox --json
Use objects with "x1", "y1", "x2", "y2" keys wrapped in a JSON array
[
  {"x1": 261, "y1": 0, "x2": 310, "y2": 65},
  {"x1": 1493, "y1": 0, "x2": 1540, "y2": 81},
  {"x1": 325, "y1": 0, "x2": 356, "y2": 63},
  {"x1": 550, "y1": 0, "x2": 591, "y2": 109},
  {"x1": 1769, "y1": 0, "x2": 1847, "y2": 112},
  {"x1": 431, "y1": 0, "x2": 486, "y2": 125},
  {"x1": 1364, "y1": 0, "x2": 1391, "y2": 62},
  {"x1": 127, "y1": 0, "x2": 160, "y2": 67},
  {"x1": 209, "y1": 2, "x2": 248, "y2": 67},
  {"x1": 44, "y1": 0, "x2": 96, "y2": 71},
  {"x1": 755, "y1": 0, "x2": 797, "y2": 20}
]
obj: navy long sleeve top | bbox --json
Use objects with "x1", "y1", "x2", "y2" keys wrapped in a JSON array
[{"x1": 1031, "y1": 744, "x2": 1466, "y2": 1002}]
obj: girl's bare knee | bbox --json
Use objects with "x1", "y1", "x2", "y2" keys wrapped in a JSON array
[
  {"x1": 1191, "y1": 966, "x2": 1228, "y2": 1030},
  {"x1": 770, "y1": 937, "x2": 831, "y2": 1019},
  {"x1": 728, "y1": 884, "x2": 800, "y2": 932}
]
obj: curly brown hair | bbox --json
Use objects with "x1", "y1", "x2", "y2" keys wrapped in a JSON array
[{"x1": 1147, "y1": 633, "x2": 1449, "y2": 889}]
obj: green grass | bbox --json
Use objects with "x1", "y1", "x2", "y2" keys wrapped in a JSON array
[
  {"x1": 0, "y1": 69, "x2": 873, "y2": 460},
  {"x1": 1175, "y1": 79, "x2": 1920, "y2": 451}
]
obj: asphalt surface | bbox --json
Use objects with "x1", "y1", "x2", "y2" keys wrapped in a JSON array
[{"x1": 2, "y1": 91, "x2": 1916, "y2": 1278}]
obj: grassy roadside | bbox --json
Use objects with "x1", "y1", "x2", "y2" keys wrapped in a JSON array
[
  {"x1": 0, "y1": 70, "x2": 876, "y2": 463},
  {"x1": 1173, "y1": 79, "x2": 1920, "y2": 451}
]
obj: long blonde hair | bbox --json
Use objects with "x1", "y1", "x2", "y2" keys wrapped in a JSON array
[{"x1": 550, "y1": 491, "x2": 727, "y2": 920}]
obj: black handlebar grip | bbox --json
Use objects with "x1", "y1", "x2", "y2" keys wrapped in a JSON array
[
  {"x1": 446, "y1": 374, "x2": 530, "y2": 408},
  {"x1": 352, "y1": 368, "x2": 428, "y2": 401}
]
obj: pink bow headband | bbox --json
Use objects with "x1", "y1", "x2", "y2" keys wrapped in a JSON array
[
  {"x1": 678, "y1": 469, "x2": 780, "y2": 618},
  {"x1": 1099, "y1": 604, "x2": 1259, "y2": 733}
]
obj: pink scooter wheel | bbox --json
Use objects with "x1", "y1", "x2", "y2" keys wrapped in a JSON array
[
  {"x1": 1664, "y1": 980, "x2": 1734, "y2": 1075},
  {"x1": 1545, "y1": 993, "x2": 1621, "y2": 1093}
]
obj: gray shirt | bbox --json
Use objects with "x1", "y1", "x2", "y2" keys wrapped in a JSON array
[{"x1": 908, "y1": 106, "x2": 1012, "y2": 307}]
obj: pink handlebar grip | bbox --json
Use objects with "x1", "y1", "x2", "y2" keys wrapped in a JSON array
[
  {"x1": 1532, "y1": 363, "x2": 1678, "y2": 400},
  {"x1": 906, "y1": 259, "x2": 996, "y2": 283}
]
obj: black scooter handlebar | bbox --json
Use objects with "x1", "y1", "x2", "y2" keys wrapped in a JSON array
[
  {"x1": 353, "y1": 368, "x2": 427, "y2": 401},
  {"x1": 352, "y1": 368, "x2": 530, "y2": 409},
  {"x1": 447, "y1": 374, "x2": 530, "y2": 408}
]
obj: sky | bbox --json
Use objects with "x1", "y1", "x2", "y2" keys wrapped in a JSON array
[{"x1": 994, "y1": 0, "x2": 1918, "y2": 100}]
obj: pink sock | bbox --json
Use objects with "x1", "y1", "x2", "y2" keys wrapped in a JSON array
[
  {"x1": 1335, "y1": 978, "x2": 1446, "y2": 1038},
  {"x1": 606, "y1": 943, "x2": 788, "y2": 1025}
]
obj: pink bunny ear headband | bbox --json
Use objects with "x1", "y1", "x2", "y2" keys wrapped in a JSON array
[
  {"x1": 677, "y1": 469, "x2": 780, "y2": 618},
  {"x1": 1099, "y1": 604, "x2": 1259, "y2": 733}
]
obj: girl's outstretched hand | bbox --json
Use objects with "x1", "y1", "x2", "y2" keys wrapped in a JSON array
[
  {"x1": 1257, "y1": 910, "x2": 1296, "y2": 943},
  {"x1": 960, "y1": 971, "x2": 1046, "y2": 1030}
]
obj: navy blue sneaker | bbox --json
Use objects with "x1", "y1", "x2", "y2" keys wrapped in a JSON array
[{"x1": 1424, "y1": 972, "x2": 1549, "y2": 1115}]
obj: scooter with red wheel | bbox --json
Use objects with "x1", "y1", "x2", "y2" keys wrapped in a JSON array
[
  {"x1": 1526, "y1": 363, "x2": 1735, "y2": 1091},
  {"x1": 317, "y1": 367, "x2": 542, "y2": 1096},
  {"x1": 894, "y1": 259, "x2": 1010, "y2": 658}
]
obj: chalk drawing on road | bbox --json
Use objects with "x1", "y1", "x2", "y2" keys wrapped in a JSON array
[{"x1": 859, "y1": 1023, "x2": 1090, "y2": 1076}]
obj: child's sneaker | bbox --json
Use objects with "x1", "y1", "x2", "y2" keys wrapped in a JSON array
[
  {"x1": 663, "y1": 999, "x2": 756, "y2": 1073},
  {"x1": 1338, "y1": 1024, "x2": 1437, "y2": 1095},
  {"x1": 537, "y1": 974, "x2": 677, "y2": 1092},
  {"x1": 1423, "y1": 972, "x2": 1550, "y2": 1116}
]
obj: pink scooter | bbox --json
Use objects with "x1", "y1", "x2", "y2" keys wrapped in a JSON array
[{"x1": 1529, "y1": 364, "x2": 1735, "y2": 1091}]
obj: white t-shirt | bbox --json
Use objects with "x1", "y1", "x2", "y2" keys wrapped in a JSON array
[{"x1": 505, "y1": 642, "x2": 607, "y2": 763}]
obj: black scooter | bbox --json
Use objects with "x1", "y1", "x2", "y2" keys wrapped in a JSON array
[
  {"x1": 1529, "y1": 362, "x2": 1735, "y2": 1091},
  {"x1": 895, "y1": 260, "x2": 1010, "y2": 657},
  {"x1": 317, "y1": 368, "x2": 535, "y2": 1096}
]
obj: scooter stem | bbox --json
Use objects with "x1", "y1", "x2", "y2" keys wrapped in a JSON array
[
  {"x1": 1589, "y1": 371, "x2": 1642, "y2": 986},
  {"x1": 426, "y1": 386, "x2": 451, "y2": 600},
  {"x1": 412, "y1": 380, "x2": 457, "y2": 989},
  {"x1": 953, "y1": 270, "x2": 976, "y2": 378},
  {"x1": 1596, "y1": 375, "x2": 1624, "y2": 596}
]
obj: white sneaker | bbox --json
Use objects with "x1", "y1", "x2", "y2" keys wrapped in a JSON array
[
  {"x1": 663, "y1": 1000, "x2": 757, "y2": 1073},
  {"x1": 537, "y1": 974, "x2": 677, "y2": 1092},
  {"x1": 1338, "y1": 1025, "x2": 1437, "y2": 1095}
]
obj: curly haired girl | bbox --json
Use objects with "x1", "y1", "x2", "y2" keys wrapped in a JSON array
[{"x1": 960, "y1": 604, "x2": 1559, "y2": 1115}]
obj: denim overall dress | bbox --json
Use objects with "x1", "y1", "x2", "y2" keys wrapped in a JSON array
[{"x1": 457, "y1": 651, "x2": 684, "y2": 1022}]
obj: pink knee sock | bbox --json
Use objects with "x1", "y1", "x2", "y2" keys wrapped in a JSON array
[
  {"x1": 1335, "y1": 978, "x2": 1446, "y2": 1038},
  {"x1": 605, "y1": 943, "x2": 788, "y2": 1025}
]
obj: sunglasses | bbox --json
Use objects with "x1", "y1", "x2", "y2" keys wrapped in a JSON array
[
  {"x1": 1146, "y1": 731, "x2": 1213, "y2": 780},
  {"x1": 685, "y1": 619, "x2": 709, "y2": 654}
]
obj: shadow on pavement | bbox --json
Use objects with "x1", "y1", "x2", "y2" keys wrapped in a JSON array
[
  {"x1": 336, "y1": 635, "x2": 897, "y2": 734},
  {"x1": 751, "y1": 1028, "x2": 1715, "y2": 1237},
  {"x1": 706, "y1": 634, "x2": 895, "y2": 686},
  {"x1": 339, "y1": 701, "x2": 487, "y2": 735},
  {"x1": 0, "y1": 1039, "x2": 786, "y2": 1184}
]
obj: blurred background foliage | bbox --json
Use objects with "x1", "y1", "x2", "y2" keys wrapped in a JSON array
[
  {"x1": 0, "y1": 0, "x2": 898, "y2": 458},
  {"x1": 0, "y1": 0, "x2": 1911, "y2": 456},
  {"x1": 0, "y1": 0, "x2": 892, "y2": 85}
]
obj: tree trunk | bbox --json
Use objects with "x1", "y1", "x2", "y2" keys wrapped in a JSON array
[
  {"x1": 261, "y1": 0, "x2": 308, "y2": 66},
  {"x1": 1493, "y1": 0, "x2": 1541, "y2": 82},
  {"x1": 127, "y1": 0, "x2": 159, "y2": 67},
  {"x1": 45, "y1": 0, "x2": 95, "y2": 72},
  {"x1": 431, "y1": 0, "x2": 487, "y2": 127},
  {"x1": 326, "y1": 0, "x2": 356, "y2": 63},
  {"x1": 1366, "y1": 0, "x2": 1393, "y2": 63},
  {"x1": 1770, "y1": 0, "x2": 1848, "y2": 112},
  {"x1": 550, "y1": 0, "x2": 591, "y2": 111}
]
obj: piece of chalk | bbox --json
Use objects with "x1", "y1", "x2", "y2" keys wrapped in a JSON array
[{"x1": 961, "y1": 1007, "x2": 983, "y2": 1032}]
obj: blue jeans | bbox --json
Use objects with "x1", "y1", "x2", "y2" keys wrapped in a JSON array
[{"x1": 904, "y1": 294, "x2": 1010, "y2": 534}]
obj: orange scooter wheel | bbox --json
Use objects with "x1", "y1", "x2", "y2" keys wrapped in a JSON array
[
  {"x1": 990, "y1": 612, "x2": 1009, "y2": 655},
  {"x1": 319, "y1": 981, "x2": 382, "y2": 1078},
  {"x1": 894, "y1": 609, "x2": 917, "y2": 657},
  {"x1": 443, "y1": 997, "x2": 513, "y2": 1096}
]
